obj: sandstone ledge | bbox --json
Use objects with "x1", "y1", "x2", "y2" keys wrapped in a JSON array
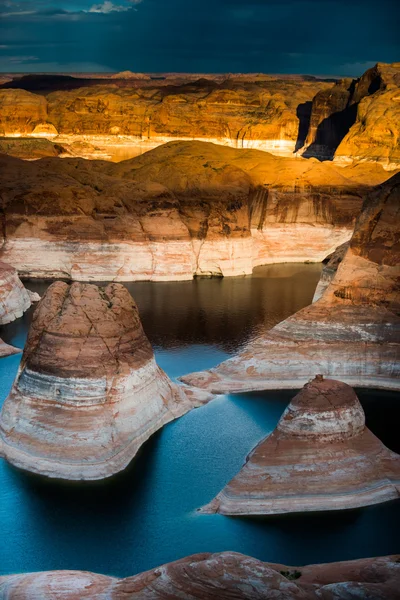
[{"x1": 0, "y1": 552, "x2": 399, "y2": 599}]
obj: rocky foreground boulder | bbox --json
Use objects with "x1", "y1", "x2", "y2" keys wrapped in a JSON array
[
  {"x1": 0, "y1": 281, "x2": 210, "y2": 480},
  {"x1": 0, "y1": 141, "x2": 393, "y2": 281},
  {"x1": 202, "y1": 377, "x2": 400, "y2": 516},
  {"x1": 1, "y1": 552, "x2": 399, "y2": 599},
  {"x1": 181, "y1": 171, "x2": 400, "y2": 391}
]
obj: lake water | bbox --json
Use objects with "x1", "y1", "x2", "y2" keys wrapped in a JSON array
[{"x1": 0, "y1": 263, "x2": 399, "y2": 577}]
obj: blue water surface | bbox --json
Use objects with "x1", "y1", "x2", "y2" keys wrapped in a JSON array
[{"x1": 0, "y1": 264, "x2": 399, "y2": 577}]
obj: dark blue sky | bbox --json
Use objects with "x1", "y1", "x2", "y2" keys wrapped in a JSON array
[{"x1": 0, "y1": 0, "x2": 398, "y2": 75}]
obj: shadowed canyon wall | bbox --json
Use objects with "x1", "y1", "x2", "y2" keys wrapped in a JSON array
[
  {"x1": 181, "y1": 171, "x2": 400, "y2": 391},
  {"x1": 0, "y1": 142, "x2": 392, "y2": 281}
]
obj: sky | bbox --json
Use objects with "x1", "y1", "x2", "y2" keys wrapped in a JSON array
[{"x1": 0, "y1": 0, "x2": 398, "y2": 76}]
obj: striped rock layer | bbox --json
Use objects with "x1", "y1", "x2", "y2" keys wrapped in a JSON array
[
  {"x1": 1, "y1": 552, "x2": 399, "y2": 599},
  {"x1": 202, "y1": 378, "x2": 400, "y2": 516},
  {"x1": 181, "y1": 172, "x2": 400, "y2": 391},
  {"x1": 0, "y1": 142, "x2": 393, "y2": 282},
  {"x1": 0, "y1": 261, "x2": 31, "y2": 325},
  {"x1": 0, "y1": 281, "x2": 210, "y2": 480}
]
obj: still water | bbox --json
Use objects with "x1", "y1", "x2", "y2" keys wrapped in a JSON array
[{"x1": 0, "y1": 264, "x2": 399, "y2": 577}]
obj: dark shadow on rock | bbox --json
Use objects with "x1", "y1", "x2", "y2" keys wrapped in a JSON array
[
  {"x1": 294, "y1": 101, "x2": 312, "y2": 152},
  {"x1": 302, "y1": 103, "x2": 358, "y2": 161}
]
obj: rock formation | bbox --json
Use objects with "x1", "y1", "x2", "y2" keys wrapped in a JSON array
[
  {"x1": 0, "y1": 137, "x2": 66, "y2": 159},
  {"x1": 0, "y1": 75, "x2": 331, "y2": 157},
  {"x1": 181, "y1": 171, "x2": 400, "y2": 391},
  {"x1": 1, "y1": 552, "x2": 399, "y2": 599},
  {"x1": 0, "y1": 339, "x2": 21, "y2": 358},
  {"x1": 202, "y1": 377, "x2": 400, "y2": 515},
  {"x1": 312, "y1": 241, "x2": 349, "y2": 302},
  {"x1": 0, "y1": 261, "x2": 35, "y2": 325},
  {"x1": 0, "y1": 281, "x2": 210, "y2": 480},
  {"x1": 301, "y1": 62, "x2": 400, "y2": 168},
  {"x1": 0, "y1": 141, "x2": 393, "y2": 281}
]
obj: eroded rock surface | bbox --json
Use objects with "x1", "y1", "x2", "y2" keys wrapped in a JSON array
[
  {"x1": 0, "y1": 141, "x2": 393, "y2": 281},
  {"x1": 312, "y1": 241, "x2": 349, "y2": 302},
  {"x1": 302, "y1": 62, "x2": 400, "y2": 168},
  {"x1": 0, "y1": 261, "x2": 33, "y2": 325},
  {"x1": 203, "y1": 378, "x2": 400, "y2": 515},
  {"x1": 1, "y1": 552, "x2": 399, "y2": 599},
  {"x1": 0, "y1": 339, "x2": 21, "y2": 358},
  {"x1": 0, "y1": 75, "x2": 331, "y2": 156},
  {"x1": 0, "y1": 281, "x2": 210, "y2": 480},
  {"x1": 181, "y1": 171, "x2": 400, "y2": 391}
]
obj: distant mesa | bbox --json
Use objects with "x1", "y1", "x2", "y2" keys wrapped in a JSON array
[
  {"x1": 110, "y1": 70, "x2": 151, "y2": 80},
  {"x1": 0, "y1": 281, "x2": 211, "y2": 480},
  {"x1": 202, "y1": 377, "x2": 400, "y2": 515}
]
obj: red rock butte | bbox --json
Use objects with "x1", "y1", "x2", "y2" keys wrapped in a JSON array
[
  {"x1": 202, "y1": 378, "x2": 400, "y2": 516},
  {"x1": 0, "y1": 281, "x2": 210, "y2": 480}
]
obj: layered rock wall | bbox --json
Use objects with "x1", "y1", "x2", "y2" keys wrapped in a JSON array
[
  {"x1": 181, "y1": 171, "x2": 400, "y2": 391},
  {"x1": 0, "y1": 142, "x2": 392, "y2": 281}
]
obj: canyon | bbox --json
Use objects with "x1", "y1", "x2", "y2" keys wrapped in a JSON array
[
  {"x1": 1, "y1": 552, "x2": 399, "y2": 599},
  {"x1": 0, "y1": 141, "x2": 393, "y2": 281},
  {"x1": 0, "y1": 63, "x2": 399, "y2": 168},
  {"x1": 0, "y1": 281, "x2": 211, "y2": 480},
  {"x1": 181, "y1": 171, "x2": 400, "y2": 391},
  {"x1": 203, "y1": 377, "x2": 400, "y2": 516}
]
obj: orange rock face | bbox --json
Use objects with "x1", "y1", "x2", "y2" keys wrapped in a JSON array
[
  {"x1": 0, "y1": 552, "x2": 399, "y2": 599},
  {"x1": 0, "y1": 75, "x2": 331, "y2": 154},
  {"x1": 0, "y1": 141, "x2": 393, "y2": 281},
  {"x1": 0, "y1": 281, "x2": 210, "y2": 480},
  {"x1": 202, "y1": 378, "x2": 400, "y2": 515},
  {"x1": 181, "y1": 172, "x2": 400, "y2": 391},
  {"x1": 302, "y1": 62, "x2": 400, "y2": 168}
]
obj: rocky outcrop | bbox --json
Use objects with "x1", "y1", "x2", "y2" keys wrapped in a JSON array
[
  {"x1": 0, "y1": 262, "x2": 34, "y2": 325},
  {"x1": 334, "y1": 87, "x2": 400, "y2": 170},
  {"x1": 0, "y1": 76, "x2": 331, "y2": 157},
  {"x1": 0, "y1": 142, "x2": 393, "y2": 281},
  {"x1": 0, "y1": 281, "x2": 210, "y2": 480},
  {"x1": 1, "y1": 552, "x2": 399, "y2": 599},
  {"x1": 312, "y1": 241, "x2": 349, "y2": 302},
  {"x1": 0, "y1": 89, "x2": 48, "y2": 136},
  {"x1": 181, "y1": 171, "x2": 400, "y2": 391},
  {"x1": 0, "y1": 137, "x2": 67, "y2": 159},
  {"x1": 301, "y1": 62, "x2": 400, "y2": 168},
  {"x1": 0, "y1": 339, "x2": 21, "y2": 358},
  {"x1": 203, "y1": 377, "x2": 400, "y2": 515}
]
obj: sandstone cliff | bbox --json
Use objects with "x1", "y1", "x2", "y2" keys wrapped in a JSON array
[
  {"x1": 302, "y1": 62, "x2": 400, "y2": 168},
  {"x1": 0, "y1": 281, "x2": 210, "y2": 479},
  {"x1": 0, "y1": 142, "x2": 393, "y2": 281},
  {"x1": 0, "y1": 552, "x2": 399, "y2": 599},
  {"x1": 203, "y1": 377, "x2": 400, "y2": 515},
  {"x1": 0, "y1": 75, "x2": 331, "y2": 156},
  {"x1": 181, "y1": 171, "x2": 400, "y2": 391}
]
